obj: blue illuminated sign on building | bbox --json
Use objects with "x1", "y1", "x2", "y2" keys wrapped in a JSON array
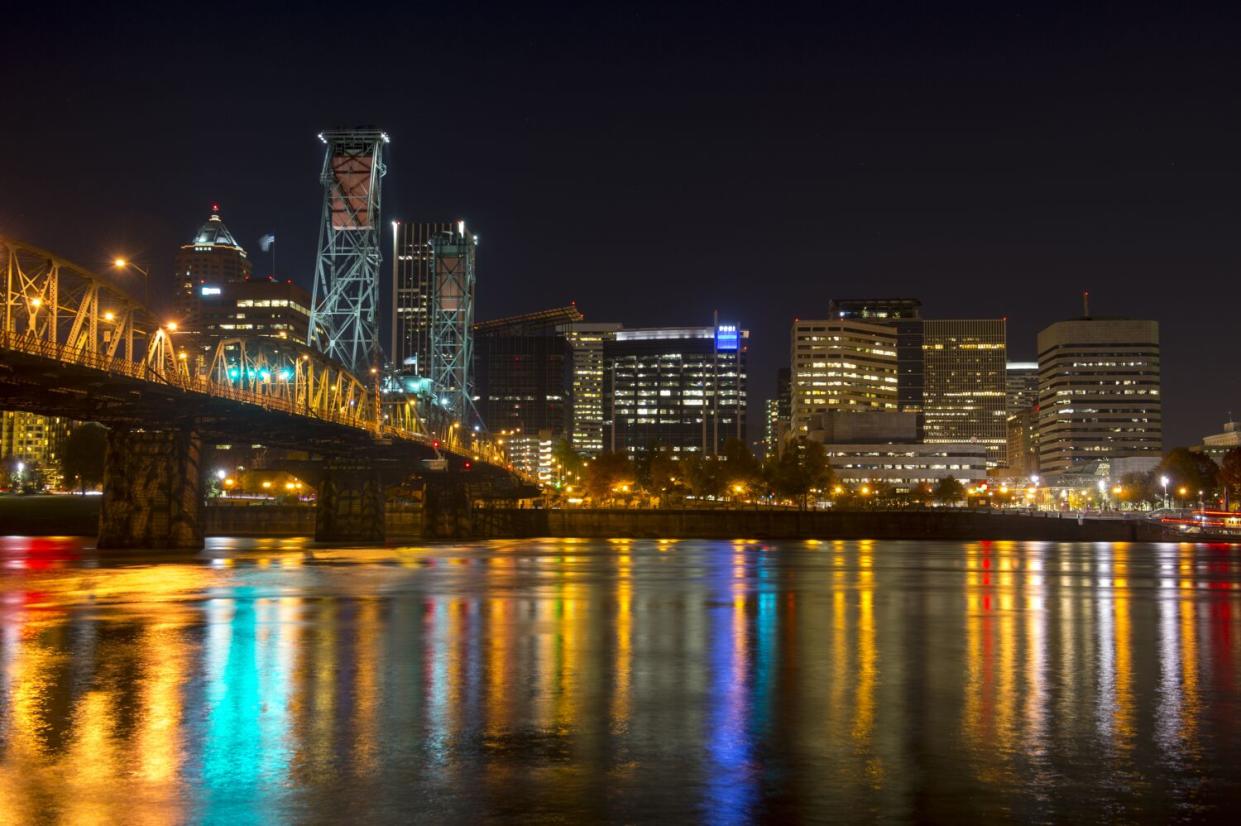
[{"x1": 715, "y1": 324, "x2": 739, "y2": 351}]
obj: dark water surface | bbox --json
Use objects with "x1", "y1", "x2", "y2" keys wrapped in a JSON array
[{"x1": 1, "y1": 536, "x2": 1240, "y2": 823}]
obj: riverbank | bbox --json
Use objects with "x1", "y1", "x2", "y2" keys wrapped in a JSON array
[
  {"x1": 0, "y1": 494, "x2": 100, "y2": 535},
  {"x1": 475, "y1": 507, "x2": 1172, "y2": 542},
  {"x1": 0, "y1": 496, "x2": 1188, "y2": 543}
]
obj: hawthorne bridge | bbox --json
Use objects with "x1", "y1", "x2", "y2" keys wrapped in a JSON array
[{"x1": 0, "y1": 236, "x2": 529, "y2": 549}]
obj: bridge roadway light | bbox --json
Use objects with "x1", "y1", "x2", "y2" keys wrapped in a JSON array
[{"x1": 112, "y1": 258, "x2": 150, "y2": 306}]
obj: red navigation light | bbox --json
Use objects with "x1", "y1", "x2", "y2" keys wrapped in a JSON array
[
  {"x1": 211, "y1": 202, "x2": 220, "y2": 213},
  {"x1": 464, "y1": 461, "x2": 472, "y2": 470},
  {"x1": 432, "y1": 440, "x2": 440, "y2": 449}
]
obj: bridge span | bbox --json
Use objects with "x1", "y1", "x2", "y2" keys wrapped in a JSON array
[{"x1": 0, "y1": 237, "x2": 532, "y2": 548}]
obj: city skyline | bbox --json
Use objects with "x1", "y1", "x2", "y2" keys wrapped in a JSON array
[{"x1": 4, "y1": 5, "x2": 1239, "y2": 450}]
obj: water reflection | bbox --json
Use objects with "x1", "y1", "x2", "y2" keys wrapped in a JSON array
[{"x1": 0, "y1": 537, "x2": 1240, "y2": 820}]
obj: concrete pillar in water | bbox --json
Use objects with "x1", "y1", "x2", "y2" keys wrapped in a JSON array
[
  {"x1": 315, "y1": 462, "x2": 385, "y2": 543},
  {"x1": 422, "y1": 477, "x2": 473, "y2": 539},
  {"x1": 98, "y1": 426, "x2": 203, "y2": 550}
]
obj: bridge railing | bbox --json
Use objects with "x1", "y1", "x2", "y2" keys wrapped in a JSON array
[{"x1": 0, "y1": 328, "x2": 377, "y2": 431}]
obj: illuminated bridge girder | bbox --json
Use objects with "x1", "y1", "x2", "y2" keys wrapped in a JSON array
[{"x1": 0, "y1": 236, "x2": 518, "y2": 476}]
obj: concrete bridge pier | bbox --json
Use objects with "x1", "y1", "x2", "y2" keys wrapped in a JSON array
[
  {"x1": 98, "y1": 425, "x2": 204, "y2": 550},
  {"x1": 422, "y1": 477, "x2": 474, "y2": 539},
  {"x1": 315, "y1": 462, "x2": 385, "y2": 543}
]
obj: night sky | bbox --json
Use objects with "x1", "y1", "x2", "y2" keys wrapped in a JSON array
[{"x1": 4, "y1": 2, "x2": 1240, "y2": 447}]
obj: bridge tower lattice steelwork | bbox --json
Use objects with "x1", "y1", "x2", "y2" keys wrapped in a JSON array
[
  {"x1": 428, "y1": 222, "x2": 479, "y2": 430},
  {"x1": 308, "y1": 128, "x2": 388, "y2": 374}
]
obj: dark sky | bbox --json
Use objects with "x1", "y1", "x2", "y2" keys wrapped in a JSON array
[{"x1": 4, "y1": 2, "x2": 1240, "y2": 447}]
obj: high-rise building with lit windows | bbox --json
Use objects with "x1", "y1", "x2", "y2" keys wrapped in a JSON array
[
  {"x1": 921, "y1": 319, "x2": 1007, "y2": 465},
  {"x1": 194, "y1": 278, "x2": 313, "y2": 342},
  {"x1": 1036, "y1": 318, "x2": 1161, "y2": 474},
  {"x1": 473, "y1": 306, "x2": 582, "y2": 437},
  {"x1": 1, "y1": 411, "x2": 73, "y2": 489},
  {"x1": 175, "y1": 205, "x2": 253, "y2": 330},
  {"x1": 1006, "y1": 361, "x2": 1039, "y2": 413},
  {"x1": 603, "y1": 324, "x2": 748, "y2": 455},
  {"x1": 562, "y1": 321, "x2": 623, "y2": 456},
  {"x1": 789, "y1": 319, "x2": 898, "y2": 437},
  {"x1": 828, "y1": 298, "x2": 924, "y2": 419},
  {"x1": 391, "y1": 221, "x2": 457, "y2": 375}
]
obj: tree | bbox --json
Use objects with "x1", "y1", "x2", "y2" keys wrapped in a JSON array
[
  {"x1": 61, "y1": 422, "x2": 108, "y2": 493},
  {"x1": 933, "y1": 475, "x2": 965, "y2": 505},
  {"x1": 1157, "y1": 448, "x2": 1219, "y2": 500},
  {"x1": 584, "y1": 452, "x2": 633, "y2": 502},
  {"x1": 770, "y1": 437, "x2": 833, "y2": 508},
  {"x1": 551, "y1": 438, "x2": 584, "y2": 484},
  {"x1": 645, "y1": 448, "x2": 680, "y2": 501},
  {"x1": 1118, "y1": 470, "x2": 1158, "y2": 506},
  {"x1": 683, "y1": 453, "x2": 724, "y2": 499},
  {"x1": 720, "y1": 438, "x2": 762, "y2": 491},
  {"x1": 1219, "y1": 447, "x2": 1241, "y2": 508}
]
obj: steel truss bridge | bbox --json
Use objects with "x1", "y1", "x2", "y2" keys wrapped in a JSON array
[{"x1": 0, "y1": 237, "x2": 528, "y2": 547}]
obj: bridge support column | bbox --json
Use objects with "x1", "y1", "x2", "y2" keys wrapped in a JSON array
[
  {"x1": 316, "y1": 462, "x2": 385, "y2": 543},
  {"x1": 98, "y1": 426, "x2": 203, "y2": 550},
  {"x1": 422, "y1": 477, "x2": 473, "y2": 539}
]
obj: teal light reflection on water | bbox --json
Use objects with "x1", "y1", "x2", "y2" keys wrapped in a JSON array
[{"x1": 0, "y1": 537, "x2": 1238, "y2": 822}]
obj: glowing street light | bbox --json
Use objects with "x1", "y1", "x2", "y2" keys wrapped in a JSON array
[
  {"x1": 112, "y1": 257, "x2": 150, "y2": 306},
  {"x1": 1161, "y1": 475, "x2": 1170, "y2": 508}
]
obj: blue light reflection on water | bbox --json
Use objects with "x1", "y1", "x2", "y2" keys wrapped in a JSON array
[{"x1": 0, "y1": 537, "x2": 1240, "y2": 821}]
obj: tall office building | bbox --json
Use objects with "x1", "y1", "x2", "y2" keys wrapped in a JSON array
[
  {"x1": 193, "y1": 277, "x2": 313, "y2": 342},
  {"x1": 562, "y1": 321, "x2": 623, "y2": 456},
  {"x1": 789, "y1": 319, "x2": 898, "y2": 437},
  {"x1": 922, "y1": 319, "x2": 1007, "y2": 465},
  {"x1": 604, "y1": 323, "x2": 748, "y2": 455},
  {"x1": 391, "y1": 221, "x2": 457, "y2": 375},
  {"x1": 1006, "y1": 361, "x2": 1039, "y2": 413},
  {"x1": 1, "y1": 412, "x2": 73, "y2": 488},
  {"x1": 473, "y1": 306, "x2": 583, "y2": 437},
  {"x1": 1036, "y1": 318, "x2": 1161, "y2": 474},
  {"x1": 829, "y1": 298, "x2": 924, "y2": 417},
  {"x1": 764, "y1": 367, "x2": 792, "y2": 456},
  {"x1": 1006, "y1": 407, "x2": 1039, "y2": 478},
  {"x1": 175, "y1": 205, "x2": 253, "y2": 328}
]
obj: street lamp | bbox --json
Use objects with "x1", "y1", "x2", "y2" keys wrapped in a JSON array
[
  {"x1": 1160, "y1": 475, "x2": 1170, "y2": 509},
  {"x1": 113, "y1": 258, "x2": 150, "y2": 307}
]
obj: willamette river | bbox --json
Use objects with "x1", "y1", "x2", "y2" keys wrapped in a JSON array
[{"x1": 0, "y1": 536, "x2": 1239, "y2": 823}]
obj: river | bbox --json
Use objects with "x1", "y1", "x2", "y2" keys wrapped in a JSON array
[{"x1": 0, "y1": 536, "x2": 1239, "y2": 822}]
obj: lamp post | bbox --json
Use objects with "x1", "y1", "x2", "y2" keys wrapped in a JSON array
[
  {"x1": 112, "y1": 258, "x2": 150, "y2": 308},
  {"x1": 1160, "y1": 475, "x2": 1170, "y2": 509}
]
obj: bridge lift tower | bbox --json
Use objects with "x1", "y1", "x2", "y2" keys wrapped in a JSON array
[
  {"x1": 428, "y1": 221, "x2": 479, "y2": 432},
  {"x1": 308, "y1": 128, "x2": 389, "y2": 374}
]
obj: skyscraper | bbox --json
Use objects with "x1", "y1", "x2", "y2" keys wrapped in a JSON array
[
  {"x1": 789, "y1": 319, "x2": 898, "y2": 437},
  {"x1": 922, "y1": 319, "x2": 1007, "y2": 465},
  {"x1": 473, "y1": 305, "x2": 583, "y2": 437},
  {"x1": 391, "y1": 221, "x2": 457, "y2": 375},
  {"x1": 764, "y1": 367, "x2": 792, "y2": 456},
  {"x1": 1036, "y1": 318, "x2": 1161, "y2": 474},
  {"x1": 828, "y1": 298, "x2": 923, "y2": 418},
  {"x1": 562, "y1": 321, "x2": 623, "y2": 457},
  {"x1": 174, "y1": 205, "x2": 252, "y2": 328},
  {"x1": 604, "y1": 323, "x2": 747, "y2": 455},
  {"x1": 1006, "y1": 361, "x2": 1039, "y2": 413},
  {"x1": 1, "y1": 412, "x2": 73, "y2": 489}
]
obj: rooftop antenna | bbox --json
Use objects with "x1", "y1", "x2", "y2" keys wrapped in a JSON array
[{"x1": 1082, "y1": 290, "x2": 1090, "y2": 318}]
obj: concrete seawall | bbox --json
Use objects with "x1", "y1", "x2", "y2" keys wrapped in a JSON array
[
  {"x1": 0, "y1": 496, "x2": 1181, "y2": 543},
  {"x1": 473, "y1": 508, "x2": 1172, "y2": 542}
]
